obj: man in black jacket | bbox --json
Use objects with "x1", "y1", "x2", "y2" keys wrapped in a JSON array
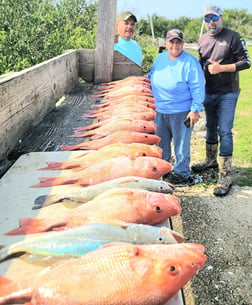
[{"x1": 192, "y1": 4, "x2": 251, "y2": 196}]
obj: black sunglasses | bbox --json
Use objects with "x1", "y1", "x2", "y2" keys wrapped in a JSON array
[{"x1": 204, "y1": 15, "x2": 220, "y2": 23}]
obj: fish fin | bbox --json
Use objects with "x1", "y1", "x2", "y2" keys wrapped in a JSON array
[{"x1": 61, "y1": 200, "x2": 82, "y2": 209}]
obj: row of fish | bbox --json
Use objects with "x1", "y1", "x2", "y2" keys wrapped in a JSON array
[{"x1": 0, "y1": 75, "x2": 206, "y2": 305}]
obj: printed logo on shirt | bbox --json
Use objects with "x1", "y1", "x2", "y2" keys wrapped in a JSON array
[{"x1": 218, "y1": 42, "x2": 227, "y2": 47}]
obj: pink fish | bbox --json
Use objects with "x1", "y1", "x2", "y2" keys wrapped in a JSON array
[
  {"x1": 84, "y1": 104, "x2": 156, "y2": 119},
  {"x1": 91, "y1": 95, "x2": 155, "y2": 109},
  {"x1": 31, "y1": 156, "x2": 172, "y2": 187},
  {"x1": 39, "y1": 143, "x2": 162, "y2": 170},
  {"x1": 0, "y1": 243, "x2": 206, "y2": 305},
  {"x1": 69, "y1": 119, "x2": 157, "y2": 139},
  {"x1": 5, "y1": 188, "x2": 181, "y2": 234},
  {"x1": 91, "y1": 85, "x2": 152, "y2": 99},
  {"x1": 60, "y1": 130, "x2": 160, "y2": 151},
  {"x1": 97, "y1": 111, "x2": 156, "y2": 122}
]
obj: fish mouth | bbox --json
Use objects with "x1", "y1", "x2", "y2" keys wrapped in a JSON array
[{"x1": 182, "y1": 243, "x2": 205, "y2": 254}]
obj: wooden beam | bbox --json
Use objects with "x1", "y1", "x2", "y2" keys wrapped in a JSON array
[{"x1": 94, "y1": 0, "x2": 117, "y2": 83}]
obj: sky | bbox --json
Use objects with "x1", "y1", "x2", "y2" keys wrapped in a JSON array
[{"x1": 116, "y1": 0, "x2": 252, "y2": 20}]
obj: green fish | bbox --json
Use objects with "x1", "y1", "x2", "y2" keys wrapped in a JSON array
[
  {"x1": 33, "y1": 176, "x2": 175, "y2": 209},
  {"x1": 0, "y1": 222, "x2": 183, "y2": 262}
]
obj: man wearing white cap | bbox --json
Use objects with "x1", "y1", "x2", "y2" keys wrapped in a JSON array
[
  {"x1": 192, "y1": 4, "x2": 251, "y2": 196},
  {"x1": 114, "y1": 11, "x2": 142, "y2": 66}
]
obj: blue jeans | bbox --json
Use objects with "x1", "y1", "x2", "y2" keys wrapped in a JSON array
[
  {"x1": 155, "y1": 111, "x2": 192, "y2": 178},
  {"x1": 204, "y1": 92, "x2": 239, "y2": 156}
]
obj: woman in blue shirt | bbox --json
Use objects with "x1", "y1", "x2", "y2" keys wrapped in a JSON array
[{"x1": 148, "y1": 29, "x2": 205, "y2": 185}]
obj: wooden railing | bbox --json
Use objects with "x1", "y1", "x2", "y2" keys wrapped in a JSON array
[{"x1": 0, "y1": 49, "x2": 143, "y2": 162}]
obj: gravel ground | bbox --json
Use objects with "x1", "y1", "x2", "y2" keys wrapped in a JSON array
[
  {"x1": 170, "y1": 125, "x2": 252, "y2": 305},
  {"x1": 172, "y1": 184, "x2": 251, "y2": 305},
  {"x1": 169, "y1": 117, "x2": 252, "y2": 305}
]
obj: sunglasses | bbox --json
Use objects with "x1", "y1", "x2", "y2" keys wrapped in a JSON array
[{"x1": 204, "y1": 15, "x2": 220, "y2": 23}]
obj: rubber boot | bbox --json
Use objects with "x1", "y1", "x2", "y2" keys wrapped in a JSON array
[
  {"x1": 214, "y1": 156, "x2": 233, "y2": 197},
  {"x1": 191, "y1": 143, "x2": 218, "y2": 172}
]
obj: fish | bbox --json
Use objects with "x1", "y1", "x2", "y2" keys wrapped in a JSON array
[
  {"x1": 33, "y1": 176, "x2": 175, "y2": 209},
  {"x1": 5, "y1": 187, "x2": 181, "y2": 234},
  {"x1": 93, "y1": 82, "x2": 151, "y2": 95},
  {"x1": 84, "y1": 104, "x2": 155, "y2": 119},
  {"x1": 97, "y1": 111, "x2": 157, "y2": 122},
  {"x1": 0, "y1": 223, "x2": 183, "y2": 261},
  {"x1": 60, "y1": 130, "x2": 161, "y2": 151},
  {"x1": 91, "y1": 85, "x2": 153, "y2": 98},
  {"x1": 39, "y1": 143, "x2": 162, "y2": 170},
  {"x1": 91, "y1": 95, "x2": 155, "y2": 109},
  {"x1": 0, "y1": 242, "x2": 206, "y2": 305},
  {"x1": 68, "y1": 119, "x2": 157, "y2": 139},
  {"x1": 31, "y1": 156, "x2": 172, "y2": 187},
  {"x1": 100, "y1": 75, "x2": 151, "y2": 87},
  {"x1": 97, "y1": 77, "x2": 151, "y2": 90},
  {"x1": 89, "y1": 100, "x2": 156, "y2": 111}
]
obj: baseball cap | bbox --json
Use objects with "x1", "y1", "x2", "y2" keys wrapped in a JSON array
[
  {"x1": 116, "y1": 11, "x2": 137, "y2": 23},
  {"x1": 203, "y1": 4, "x2": 222, "y2": 17},
  {"x1": 166, "y1": 29, "x2": 183, "y2": 41}
]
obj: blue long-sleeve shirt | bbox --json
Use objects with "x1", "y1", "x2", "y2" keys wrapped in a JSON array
[{"x1": 148, "y1": 50, "x2": 205, "y2": 114}]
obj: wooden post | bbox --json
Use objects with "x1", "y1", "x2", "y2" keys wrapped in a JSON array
[{"x1": 94, "y1": 0, "x2": 117, "y2": 83}]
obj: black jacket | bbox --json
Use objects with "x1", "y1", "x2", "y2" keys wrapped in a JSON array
[{"x1": 198, "y1": 27, "x2": 251, "y2": 94}]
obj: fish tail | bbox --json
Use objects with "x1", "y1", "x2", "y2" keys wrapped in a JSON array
[
  {"x1": 89, "y1": 134, "x2": 104, "y2": 140},
  {"x1": 81, "y1": 122, "x2": 101, "y2": 130},
  {"x1": 4, "y1": 218, "x2": 52, "y2": 235},
  {"x1": 82, "y1": 113, "x2": 97, "y2": 118},
  {"x1": 0, "y1": 275, "x2": 21, "y2": 299},
  {"x1": 60, "y1": 144, "x2": 83, "y2": 151},
  {"x1": 30, "y1": 176, "x2": 77, "y2": 187},
  {"x1": 67, "y1": 132, "x2": 86, "y2": 138},
  {"x1": 38, "y1": 162, "x2": 64, "y2": 170},
  {"x1": 33, "y1": 194, "x2": 61, "y2": 209},
  {"x1": 73, "y1": 126, "x2": 88, "y2": 131},
  {"x1": 91, "y1": 94, "x2": 104, "y2": 98}
]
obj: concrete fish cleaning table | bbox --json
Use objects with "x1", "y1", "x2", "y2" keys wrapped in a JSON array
[{"x1": 0, "y1": 151, "x2": 184, "y2": 305}]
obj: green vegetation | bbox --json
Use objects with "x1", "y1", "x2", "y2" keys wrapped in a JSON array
[{"x1": 0, "y1": 0, "x2": 98, "y2": 74}]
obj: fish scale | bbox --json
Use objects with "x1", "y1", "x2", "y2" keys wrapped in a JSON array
[
  {"x1": 0, "y1": 243, "x2": 206, "y2": 305},
  {"x1": 0, "y1": 223, "x2": 183, "y2": 261},
  {"x1": 5, "y1": 188, "x2": 181, "y2": 235}
]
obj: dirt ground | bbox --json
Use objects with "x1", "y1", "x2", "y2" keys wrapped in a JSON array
[{"x1": 171, "y1": 183, "x2": 251, "y2": 305}]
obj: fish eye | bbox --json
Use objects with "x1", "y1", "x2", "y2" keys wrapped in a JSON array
[
  {"x1": 142, "y1": 153, "x2": 146, "y2": 156},
  {"x1": 157, "y1": 236, "x2": 164, "y2": 243},
  {"x1": 152, "y1": 166, "x2": 158, "y2": 172},
  {"x1": 155, "y1": 206, "x2": 161, "y2": 213},
  {"x1": 168, "y1": 264, "x2": 180, "y2": 275}
]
